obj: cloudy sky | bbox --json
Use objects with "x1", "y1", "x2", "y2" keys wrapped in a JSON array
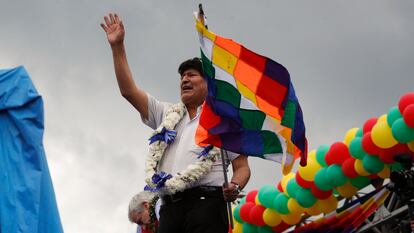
[{"x1": 1, "y1": 0, "x2": 413, "y2": 232}]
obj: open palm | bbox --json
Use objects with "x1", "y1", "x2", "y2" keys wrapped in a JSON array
[{"x1": 100, "y1": 13, "x2": 125, "y2": 46}]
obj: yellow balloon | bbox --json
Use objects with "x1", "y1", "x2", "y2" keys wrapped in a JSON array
[
  {"x1": 378, "y1": 114, "x2": 388, "y2": 123},
  {"x1": 316, "y1": 195, "x2": 338, "y2": 214},
  {"x1": 298, "y1": 158, "x2": 322, "y2": 181},
  {"x1": 255, "y1": 195, "x2": 262, "y2": 205},
  {"x1": 262, "y1": 208, "x2": 282, "y2": 227},
  {"x1": 308, "y1": 149, "x2": 317, "y2": 161},
  {"x1": 408, "y1": 141, "x2": 414, "y2": 152},
  {"x1": 354, "y1": 159, "x2": 370, "y2": 176},
  {"x1": 306, "y1": 203, "x2": 321, "y2": 216},
  {"x1": 233, "y1": 222, "x2": 243, "y2": 233},
  {"x1": 344, "y1": 127, "x2": 359, "y2": 146},
  {"x1": 378, "y1": 166, "x2": 390, "y2": 179},
  {"x1": 287, "y1": 198, "x2": 304, "y2": 215},
  {"x1": 281, "y1": 212, "x2": 302, "y2": 225},
  {"x1": 371, "y1": 121, "x2": 398, "y2": 149},
  {"x1": 336, "y1": 181, "x2": 358, "y2": 198},
  {"x1": 281, "y1": 173, "x2": 295, "y2": 193}
]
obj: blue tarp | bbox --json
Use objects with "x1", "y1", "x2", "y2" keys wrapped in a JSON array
[{"x1": 0, "y1": 66, "x2": 63, "y2": 233}]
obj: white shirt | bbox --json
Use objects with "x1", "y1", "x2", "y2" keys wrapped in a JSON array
[{"x1": 142, "y1": 93, "x2": 239, "y2": 187}]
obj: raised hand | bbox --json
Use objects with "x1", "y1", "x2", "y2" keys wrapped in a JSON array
[{"x1": 100, "y1": 13, "x2": 125, "y2": 46}]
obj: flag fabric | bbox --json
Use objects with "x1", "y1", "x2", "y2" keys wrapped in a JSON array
[
  {"x1": 0, "y1": 66, "x2": 64, "y2": 233},
  {"x1": 194, "y1": 15, "x2": 308, "y2": 169}
]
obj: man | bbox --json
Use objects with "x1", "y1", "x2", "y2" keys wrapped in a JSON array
[
  {"x1": 100, "y1": 13, "x2": 250, "y2": 233},
  {"x1": 128, "y1": 191, "x2": 160, "y2": 233}
]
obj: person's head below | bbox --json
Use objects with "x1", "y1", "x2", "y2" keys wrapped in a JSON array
[
  {"x1": 128, "y1": 191, "x2": 155, "y2": 226},
  {"x1": 178, "y1": 58, "x2": 207, "y2": 108}
]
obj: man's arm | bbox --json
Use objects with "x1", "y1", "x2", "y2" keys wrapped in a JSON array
[
  {"x1": 100, "y1": 13, "x2": 149, "y2": 120},
  {"x1": 223, "y1": 155, "x2": 250, "y2": 202}
]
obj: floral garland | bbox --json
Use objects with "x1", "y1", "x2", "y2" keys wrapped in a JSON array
[
  {"x1": 147, "y1": 195, "x2": 159, "y2": 233},
  {"x1": 144, "y1": 103, "x2": 219, "y2": 195}
]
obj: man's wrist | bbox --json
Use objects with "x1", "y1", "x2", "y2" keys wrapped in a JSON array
[{"x1": 230, "y1": 181, "x2": 242, "y2": 193}]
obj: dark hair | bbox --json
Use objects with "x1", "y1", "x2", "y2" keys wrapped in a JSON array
[{"x1": 178, "y1": 57, "x2": 203, "y2": 77}]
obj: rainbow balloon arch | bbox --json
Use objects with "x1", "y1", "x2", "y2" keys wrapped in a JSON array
[{"x1": 232, "y1": 92, "x2": 414, "y2": 233}]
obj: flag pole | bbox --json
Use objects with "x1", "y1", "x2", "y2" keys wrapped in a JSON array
[{"x1": 198, "y1": 3, "x2": 234, "y2": 229}]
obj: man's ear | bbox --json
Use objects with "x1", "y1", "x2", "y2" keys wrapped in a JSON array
[{"x1": 142, "y1": 202, "x2": 150, "y2": 209}]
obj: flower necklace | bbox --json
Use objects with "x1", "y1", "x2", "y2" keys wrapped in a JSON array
[
  {"x1": 144, "y1": 103, "x2": 219, "y2": 195},
  {"x1": 147, "y1": 195, "x2": 159, "y2": 233}
]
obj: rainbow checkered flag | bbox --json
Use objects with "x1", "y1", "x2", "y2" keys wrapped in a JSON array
[{"x1": 194, "y1": 12, "x2": 308, "y2": 171}]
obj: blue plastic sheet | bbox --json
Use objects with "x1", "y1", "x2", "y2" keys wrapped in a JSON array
[{"x1": 0, "y1": 66, "x2": 63, "y2": 233}]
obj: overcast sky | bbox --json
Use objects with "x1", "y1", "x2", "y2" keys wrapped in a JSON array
[{"x1": 1, "y1": 1, "x2": 413, "y2": 232}]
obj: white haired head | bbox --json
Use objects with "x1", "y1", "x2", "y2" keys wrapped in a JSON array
[{"x1": 128, "y1": 191, "x2": 156, "y2": 223}]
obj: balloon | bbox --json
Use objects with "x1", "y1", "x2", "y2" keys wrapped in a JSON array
[
  {"x1": 308, "y1": 149, "x2": 317, "y2": 161},
  {"x1": 398, "y1": 92, "x2": 414, "y2": 113},
  {"x1": 379, "y1": 150, "x2": 395, "y2": 164},
  {"x1": 327, "y1": 165, "x2": 348, "y2": 187},
  {"x1": 344, "y1": 127, "x2": 359, "y2": 146},
  {"x1": 371, "y1": 121, "x2": 398, "y2": 149},
  {"x1": 246, "y1": 190, "x2": 259, "y2": 203},
  {"x1": 295, "y1": 188, "x2": 317, "y2": 208},
  {"x1": 257, "y1": 226, "x2": 274, "y2": 233},
  {"x1": 250, "y1": 205, "x2": 266, "y2": 226},
  {"x1": 281, "y1": 173, "x2": 295, "y2": 193},
  {"x1": 316, "y1": 195, "x2": 338, "y2": 214},
  {"x1": 258, "y1": 185, "x2": 279, "y2": 208},
  {"x1": 378, "y1": 166, "x2": 390, "y2": 179},
  {"x1": 306, "y1": 203, "x2": 321, "y2": 216},
  {"x1": 298, "y1": 158, "x2": 322, "y2": 181},
  {"x1": 325, "y1": 142, "x2": 351, "y2": 165},
  {"x1": 295, "y1": 172, "x2": 313, "y2": 189},
  {"x1": 390, "y1": 162, "x2": 403, "y2": 172},
  {"x1": 362, "y1": 154, "x2": 384, "y2": 174},
  {"x1": 271, "y1": 221, "x2": 290, "y2": 233},
  {"x1": 351, "y1": 176, "x2": 370, "y2": 189},
  {"x1": 355, "y1": 128, "x2": 364, "y2": 137},
  {"x1": 349, "y1": 137, "x2": 366, "y2": 159},
  {"x1": 239, "y1": 197, "x2": 247, "y2": 205},
  {"x1": 286, "y1": 179, "x2": 301, "y2": 198},
  {"x1": 277, "y1": 182, "x2": 283, "y2": 192},
  {"x1": 408, "y1": 141, "x2": 414, "y2": 152},
  {"x1": 342, "y1": 157, "x2": 359, "y2": 178},
  {"x1": 287, "y1": 198, "x2": 304, "y2": 215},
  {"x1": 255, "y1": 195, "x2": 261, "y2": 205},
  {"x1": 233, "y1": 222, "x2": 243, "y2": 233},
  {"x1": 361, "y1": 132, "x2": 380, "y2": 155},
  {"x1": 311, "y1": 183, "x2": 333, "y2": 199},
  {"x1": 336, "y1": 181, "x2": 358, "y2": 198},
  {"x1": 354, "y1": 159, "x2": 370, "y2": 176},
  {"x1": 363, "y1": 118, "x2": 378, "y2": 134},
  {"x1": 233, "y1": 204, "x2": 243, "y2": 223},
  {"x1": 387, "y1": 106, "x2": 402, "y2": 127},
  {"x1": 391, "y1": 118, "x2": 414, "y2": 143},
  {"x1": 262, "y1": 208, "x2": 281, "y2": 227},
  {"x1": 316, "y1": 144, "x2": 329, "y2": 167},
  {"x1": 240, "y1": 202, "x2": 256, "y2": 223},
  {"x1": 242, "y1": 223, "x2": 259, "y2": 233},
  {"x1": 281, "y1": 212, "x2": 302, "y2": 225},
  {"x1": 314, "y1": 167, "x2": 333, "y2": 191},
  {"x1": 378, "y1": 114, "x2": 388, "y2": 123},
  {"x1": 273, "y1": 193, "x2": 290, "y2": 214}
]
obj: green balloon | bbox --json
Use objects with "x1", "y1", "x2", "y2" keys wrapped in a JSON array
[
  {"x1": 387, "y1": 106, "x2": 403, "y2": 126},
  {"x1": 233, "y1": 204, "x2": 243, "y2": 223},
  {"x1": 391, "y1": 162, "x2": 403, "y2": 172},
  {"x1": 316, "y1": 144, "x2": 329, "y2": 167},
  {"x1": 349, "y1": 137, "x2": 366, "y2": 159},
  {"x1": 314, "y1": 167, "x2": 333, "y2": 191},
  {"x1": 243, "y1": 223, "x2": 259, "y2": 233},
  {"x1": 355, "y1": 128, "x2": 364, "y2": 137},
  {"x1": 327, "y1": 165, "x2": 348, "y2": 187},
  {"x1": 362, "y1": 155, "x2": 384, "y2": 174},
  {"x1": 392, "y1": 118, "x2": 414, "y2": 143},
  {"x1": 257, "y1": 226, "x2": 274, "y2": 233},
  {"x1": 273, "y1": 193, "x2": 290, "y2": 214},
  {"x1": 351, "y1": 176, "x2": 370, "y2": 189},
  {"x1": 239, "y1": 196, "x2": 247, "y2": 204},
  {"x1": 258, "y1": 185, "x2": 279, "y2": 208},
  {"x1": 295, "y1": 187, "x2": 317, "y2": 208},
  {"x1": 287, "y1": 179, "x2": 301, "y2": 198}
]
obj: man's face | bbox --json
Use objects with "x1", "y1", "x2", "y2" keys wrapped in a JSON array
[
  {"x1": 180, "y1": 69, "x2": 207, "y2": 106},
  {"x1": 131, "y1": 203, "x2": 150, "y2": 226}
]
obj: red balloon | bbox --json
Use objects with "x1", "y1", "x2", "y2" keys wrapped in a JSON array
[
  {"x1": 325, "y1": 142, "x2": 351, "y2": 165},
  {"x1": 277, "y1": 182, "x2": 284, "y2": 192},
  {"x1": 311, "y1": 183, "x2": 333, "y2": 199},
  {"x1": 249, "y1": 205, "x2": 266, "y2": 226},
  {"x1": 246, "y1": 190, "x2": 258, "y2": 203},
  {"x1": 296, "y1": 172, "x2": 313, "y2": 189},
  {"x1": 369, "y1": 174, "x2": 379, "y2": 179},
  {"x1": 272, "y1": 221, "x2": 290, "y2": 233},
  {"x1": 379, "y1": 143, "x2": 410, "y2": 164},
  {"x1": 342, "y1": 158, "x2": 359, "y2": 178},
  {"x1": 361, "y1": 132, "x2": 380, "y2": 155},
  {"x1": 239, "y1": 202, "x2": 255, "y2": 223},
  {"x1": 363, "y1": 118, "x2": 378, "y2": 134},
  {"x1": 379, "y1": 150, "x2": 395, "y2": 164},
  {"x1": 399, "y1": 92, "x2": 414, "y2": 113},
  {"x1": 403, "y1": 104, "x2": 414, "y2": 128}
]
